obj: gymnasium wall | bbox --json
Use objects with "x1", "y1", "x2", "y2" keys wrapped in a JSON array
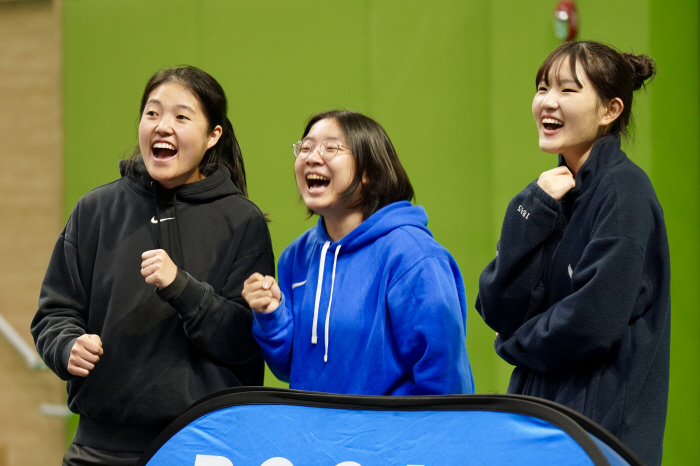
[
  {"x1": 0, "y1": 0, "x2": 66, "y2": 465},
  {"x1": 61, "y1": 1, "x2": 699, "y2": 464}
]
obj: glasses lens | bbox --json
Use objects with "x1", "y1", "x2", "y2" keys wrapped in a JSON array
[
  {"x1": 321, "y1": 141, "x2": 340, "y2": 159},
  {"x1": 294, "y1": 140, "x2": 315, "y2": 158}
]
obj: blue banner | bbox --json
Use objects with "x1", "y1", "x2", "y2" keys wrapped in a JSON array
[{"x1": 139, "y1": 389, "x2": 639, "y2": 466}]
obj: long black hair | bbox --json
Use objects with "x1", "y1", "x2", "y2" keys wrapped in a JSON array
[{"x1": 126, "y1": 65, "x2": 247, "y2": 196}]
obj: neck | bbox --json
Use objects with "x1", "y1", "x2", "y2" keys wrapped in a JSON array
[{"x1": 323, "y1": 209, "x2": 365, "y2": 242}]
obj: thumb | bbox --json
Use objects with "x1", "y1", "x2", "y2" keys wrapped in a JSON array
[{"x1": 88, "y1": 334, "x2": 104, "y2": 354}]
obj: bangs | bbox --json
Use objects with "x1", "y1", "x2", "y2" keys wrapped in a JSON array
[{"x1": 535, "y1": 43, "x2": 587, "y2": 89}]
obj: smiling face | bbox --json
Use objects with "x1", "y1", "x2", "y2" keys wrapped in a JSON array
[
  {"x1": 295, "y1": 118, "x2": 362, "y2": 228},
  {"x1": 532, "y1": 57, "x2": 609, "y2": 164},
  {"x1": 138, "y1": 82, "x2": 222, "y2": 189}
]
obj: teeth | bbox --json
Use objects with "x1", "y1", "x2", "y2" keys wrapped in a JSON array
[
  {"x1": 153, "y1": 142, "x2": 176, "y2": 150},
  {"x1": 542, "y1": 117, "x2": 563, "y2": 125},
  {"x1": 306, "y1": 174, "x2": 328, "y2": 181}
]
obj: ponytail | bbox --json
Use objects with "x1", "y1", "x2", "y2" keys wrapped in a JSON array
[{"x1": 201, "y1": 117, "x2": 247, "y2": 197}]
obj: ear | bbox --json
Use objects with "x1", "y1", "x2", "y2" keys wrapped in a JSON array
[
  {"x1": 362, "y1": 171, "x2": 369, "y2": 185},
  {"x1": 206, "y1": 125, "x2": 223, "y2": 150},
  {"x1": 599, "y1": 98, "x2": 624, "y2": 127}
]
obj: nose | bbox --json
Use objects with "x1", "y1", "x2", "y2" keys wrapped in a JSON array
[
  {"x1": 304, "y1": 145, "x2": 324, "y2": 164},
  {"x1": 156, "y1": 116, "x2": 174, "y2": 135},
  {"x1": 540, "y1": 90, "x2": 558, "y2": 111}
]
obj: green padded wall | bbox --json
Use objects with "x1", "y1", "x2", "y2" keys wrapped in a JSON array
[{"x1": 64, "y1": 1, "x2": 699, "y2": 463}]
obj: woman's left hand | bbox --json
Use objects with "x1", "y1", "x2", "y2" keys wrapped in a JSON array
[{"x1": 141, "y1": 249, "x2": 178, "y2": 289}]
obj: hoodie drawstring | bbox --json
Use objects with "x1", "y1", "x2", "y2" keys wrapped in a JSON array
[
  {"x1": 311, "y1": 241, "x2": 330, "y2": 345},
  {"x1": 324, "y1": 244, "x2": 341, "y2": 362},
  {"x1": 311, "y1": 241, "x2": 341, "y2": 363}
]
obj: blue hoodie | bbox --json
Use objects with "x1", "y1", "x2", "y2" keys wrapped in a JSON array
[{"x1": 253, "y1": 201, "x2": 474, "y2": 395}]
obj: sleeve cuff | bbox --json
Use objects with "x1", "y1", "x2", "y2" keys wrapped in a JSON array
[
  {"x1": 527, "y1": 180, "x2": 561, "y2": 211},
  {"x1": 157, "y1": 269, "x2": 209, "y2": 317},
  {"x1": 253, "y1": 293, "x2": 290, "y2": 337}
]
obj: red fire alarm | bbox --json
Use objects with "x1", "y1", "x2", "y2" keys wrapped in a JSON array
[{"x1": 554, "y1": 1, "x2": 579, "y2": 41}]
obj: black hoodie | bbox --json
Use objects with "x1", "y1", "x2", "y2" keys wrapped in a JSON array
[
  {"x1": 476, "y1": 135, "x2": 670, "y2": 466},
  {"x1": 31, "y1": 158, "x2": 274, "y2": 451}
]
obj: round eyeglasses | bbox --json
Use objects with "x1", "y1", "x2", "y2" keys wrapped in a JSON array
[{"x1": 292, "y1": 140, "x2": 347, "y2": 161}]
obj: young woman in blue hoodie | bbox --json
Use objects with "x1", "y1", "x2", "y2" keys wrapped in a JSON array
[
  {"x1": 476, "y1": 41, "x2": 670, "y2": 466},
  {"x1": 32, "y1": 66, "x2": 273, "y2": 465},
  {"x1": 243, "y1": 110, "x2": 474, "y2": 395}
]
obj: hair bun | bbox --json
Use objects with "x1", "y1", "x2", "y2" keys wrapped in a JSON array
[{"x1": 623, "y1": 53, "x2": 657, "y2": 90}]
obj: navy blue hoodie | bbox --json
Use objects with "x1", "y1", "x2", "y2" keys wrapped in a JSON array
[
  {"x1": 254, "y1": 201, "x2": 474, "y2": 395},
  {"x1": 31, "y1": 158, "x2": 274, "y2": 452},
  {"x1": 476, "y1": 135, "x2": 670, "y2": 466}
]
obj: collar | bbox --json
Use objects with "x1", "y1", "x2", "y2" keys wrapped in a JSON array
[{"x1": 558, "y1": 134, "x2": 627, "y2": 199}]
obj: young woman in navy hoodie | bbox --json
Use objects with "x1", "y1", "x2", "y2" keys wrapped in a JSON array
[
  {"x1": 476, "y1": 41, "x2": 670, "y2": 466},
  {"x1": 243, "y1": 110, "x2": 474, "y2": 396},
  {"x1": 32, "y1": 66, "x2": 274, "y2": 465}
]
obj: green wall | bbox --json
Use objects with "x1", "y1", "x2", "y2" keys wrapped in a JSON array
[{"x1": 63, "y1": 1, "x2": 699, "y2": 463}]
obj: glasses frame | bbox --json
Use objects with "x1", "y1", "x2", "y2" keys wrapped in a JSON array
[{"x1": 292, "y1": 140, "x2": 348, "y2": 161}]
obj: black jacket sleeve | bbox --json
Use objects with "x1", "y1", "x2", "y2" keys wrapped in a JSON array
[
  {"x1": 156, "y1": 211, "x2": 274, "y2": 365},
  {"x1": 31, "y1": 216, "x2": 86, "y2": 381},
  {"x1": 475, "y1": 181, "x2": 566, "y2": 336}
]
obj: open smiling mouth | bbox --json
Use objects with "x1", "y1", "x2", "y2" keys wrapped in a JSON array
[
  {"x1": 306, "y1": 173, "x2": 330, "y2": 192},
  {"x1": 542, "y1": 117, "x2": 563, "y2": 131},
  {"x1": 153, "y1": 142, "x2": 177, "y2": 159}
]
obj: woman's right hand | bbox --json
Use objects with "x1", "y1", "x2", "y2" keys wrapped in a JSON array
[
  {"x1": 67, "y1": 334, "x2": 103, "y2": 377},
  {"x1": 243, "y1": 273, "x2": 281, "y2": 314},
  {"x1": 537, "y1": 166, "x2": 575, "y2": 201}
]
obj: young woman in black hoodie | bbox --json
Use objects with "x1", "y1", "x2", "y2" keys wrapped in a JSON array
[
  {"x1": 32, "y1": 66, "x2": 274, "y2": 465},
  {"x1": 476, "y1": 41, "x2": 669, "y2": 466}
]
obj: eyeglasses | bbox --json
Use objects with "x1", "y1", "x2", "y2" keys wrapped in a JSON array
[{"x1": 292, "y1": 140, "x2": 347, "y2": 161}]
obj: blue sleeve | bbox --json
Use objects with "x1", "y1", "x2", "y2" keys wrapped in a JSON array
[
  {"x1": 388, "y1": 255, "x2": 474, "y2": 395},
  {"x1": 251, "y1": 245, "x2": 297, "y2": 383},
  {"x1": 475, "y1": 182, "x2": 566, "y2": 336},
  {"x1": 252, "y1": 294, "x2": 293, "y2": 383}
]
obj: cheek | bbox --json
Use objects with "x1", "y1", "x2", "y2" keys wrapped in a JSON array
[
  {"x1": 294, "y1": 162, "x2": 305, "y2": 188},
  {"x1": 138, "y1": 122, "x2": 150, "y2": 152}
]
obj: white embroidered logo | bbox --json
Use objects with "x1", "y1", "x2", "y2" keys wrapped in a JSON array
[
  {"x1": 151, "y1": 216, "x2": 175, "y2": 224},
  {"x1": 517, "y1": 205, "x2": 531, "y2": 219},
  {"x1": 291, "y1": 280, "x2": 307, "y2": 289},
  {"x1": 567, "y1": 264, "x2": 573, "y2": 278}
]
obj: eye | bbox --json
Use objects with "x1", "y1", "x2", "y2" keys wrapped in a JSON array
[
  {"x1": 562, "y1": 88, "x2": 576, "y2": 93},
  {"x1": 176, "y1": 114, "x2": 190, "y2": 120},
  {"x1": 145, "y1": 110, "x2": 157, "y2": 117},
  {"x1": 537, "y1": 86, "x2": 548, "y2": 92}
]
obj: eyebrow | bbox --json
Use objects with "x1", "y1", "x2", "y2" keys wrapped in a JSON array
[{"x1": 145, "y1": 99, "x2": 197, "y2": 113}]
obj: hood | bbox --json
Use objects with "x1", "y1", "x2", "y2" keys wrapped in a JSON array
[
  {"x1": 119, "y1": 156, "x2": 242, "y2": 203},
  {"x1": 313, "y1": 200, "x2": 432, "y2": 252},
  {"x1": 119, "y1": 156, "x2": 243, "y2": 271},
  {"x1": 307, "y1": 200, "x2": 432, "y2": 362}
]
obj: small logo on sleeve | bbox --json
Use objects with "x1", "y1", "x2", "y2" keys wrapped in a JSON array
[
  {"x1": 517, "y1": 205, "x2": 531, "y2": 219},
  {"x1": 567, "y1": 264, "x2": 573, "y2": 279}
]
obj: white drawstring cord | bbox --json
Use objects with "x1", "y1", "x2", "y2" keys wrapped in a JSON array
[
  {"x1": 311, "y1": 241, "x2": 330, "y2": 344},
  {"x1": 324, "y1": 245, "x2": 341, "y2": 362}
]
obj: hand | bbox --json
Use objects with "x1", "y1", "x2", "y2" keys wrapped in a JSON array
[
  {"x1": 242, "y1": 273, "x2": 281, "y2": 314},
  {"x1": 141, "y1": 249, "x2": 178, "y2": 289},
  {"x1": 537, "y1": 166, "x2": 575, "y2": 201},
  {"x1": 67, "y1": 334, "x2": 103, "y2": 377}
]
